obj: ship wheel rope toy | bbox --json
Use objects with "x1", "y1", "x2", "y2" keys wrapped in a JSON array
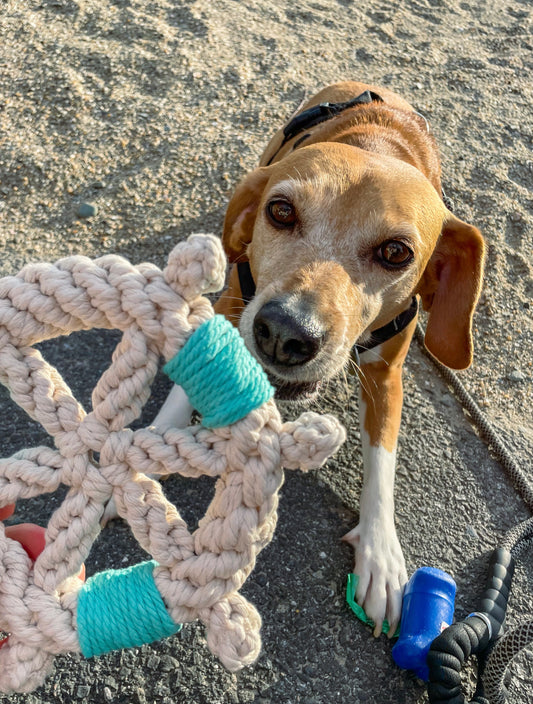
[{"x1": 0, "y1": 233, "x2": 345, "y2": 693}]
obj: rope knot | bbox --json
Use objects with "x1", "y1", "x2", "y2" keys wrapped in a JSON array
[
  {"x1": 100, "y1": 429, "x2": 135, "y2": 468},
  {"x1": 280, "y1": 412, "x2": 346, "y2": 470},
  {"x1": 164, "y1": 234, "x2": 226, "y2": 301},
  {"x1": 77, "y1": 415, "x2": 110, "y2": 453}
]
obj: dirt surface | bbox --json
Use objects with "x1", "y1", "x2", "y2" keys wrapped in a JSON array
[{"x1": 0, "y1": 0, "x2": 532, "y2": 702}]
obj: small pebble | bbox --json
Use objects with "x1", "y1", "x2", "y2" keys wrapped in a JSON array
[
  {"x1": 441, "y1": 394, "x2": 455, "y2": 408},
  {"x1": 508, "y1": 370, "x2": 526, "y2": 382},
  {"x1": 77, "y1": 684, "x2": 91, "y2": 698},
  {"x1": 147, "y1": 653, "x2": 160, "y2": 669},
  {"x1": 466, "y1": 525, "x2": 479, "y2": 539},
  {"x1": 255, "y1": 572, "x2": 267, "y2": 586},
  {"x1": 159, "y1": 654, "x2": 179, "y2": 672},
  {"x1": 77, "y1": 202, "x2": 98, "y2": 218}
]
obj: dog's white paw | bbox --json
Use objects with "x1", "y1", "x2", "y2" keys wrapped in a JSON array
[{"x1": 343, "y1": 521, "x2": 407, "y2": 637}]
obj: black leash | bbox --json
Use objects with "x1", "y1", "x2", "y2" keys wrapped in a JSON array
[{"x1": 415, "y1": 323, "x2": 533, "y2": 703}]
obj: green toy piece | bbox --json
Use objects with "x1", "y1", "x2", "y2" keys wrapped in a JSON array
[{"x1": 346, "y1": 574, "x2": 401, "y2": 638}]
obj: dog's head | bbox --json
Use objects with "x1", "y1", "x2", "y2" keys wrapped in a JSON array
[{"x1": 223, "y1": 143, "x2": 485, "y2": 400}]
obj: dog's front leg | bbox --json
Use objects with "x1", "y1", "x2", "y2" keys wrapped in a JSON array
[
  {"x1": 152, "y1": 384, "x2": 194, "y2": 432},
  {"x1": 343, "y1": 321, "x2": 415, "y2": 637}
]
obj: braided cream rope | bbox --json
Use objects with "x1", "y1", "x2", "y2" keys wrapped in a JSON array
[{"x1": 0, "y1": 234, "x2": 345, "y2": 693}]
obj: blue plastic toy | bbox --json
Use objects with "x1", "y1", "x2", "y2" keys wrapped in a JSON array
[{"x1": 391, "y1": 567, "x2": 456, "y2": 680}]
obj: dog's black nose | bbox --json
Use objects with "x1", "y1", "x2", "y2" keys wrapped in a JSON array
[{"x1": 253, "y1": 297, "x2": 326, "y2": 366}]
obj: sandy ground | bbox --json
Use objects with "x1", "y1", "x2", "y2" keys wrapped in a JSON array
[{"x1": 0, "y1": 0, "x2": 532, "y2": 702}]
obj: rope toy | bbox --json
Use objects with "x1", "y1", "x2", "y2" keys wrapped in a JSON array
[{"x1": 0, "y1": 233, "x2": 345, "y2": 694}]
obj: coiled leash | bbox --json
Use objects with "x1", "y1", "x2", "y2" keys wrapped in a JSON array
[{"x1": 414, "y1": 322, "x2": 533, "y2": 704}]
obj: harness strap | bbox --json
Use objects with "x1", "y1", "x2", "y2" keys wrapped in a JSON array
[
  {"x1": 237, "y1": 260, "x2": 418, "y2": 358},
  {"x1": 237, "y1": 258, "x2": 257, "y2": 304},
  {"x1": 266, "y1": 89, "x2": 384, "y2": 165},
  {"x1": 352, "y1": 296, "x2": 418, "y2": 362}
]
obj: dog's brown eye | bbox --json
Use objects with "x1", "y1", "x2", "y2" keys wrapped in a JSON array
[
  {"x1": 266, "y1": 199, "x2": 297, "y2": 228},
  {"x1": 376, "y1": 240, "x2": 414, "y2": 268}
]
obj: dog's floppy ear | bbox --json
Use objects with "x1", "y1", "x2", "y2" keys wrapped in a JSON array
[
  {"x1": 417, "y1": 214, "x2": 485, "y2": 370},
  {"x1": 222, "y1": 167, "x2": 272, "y2": 262}
]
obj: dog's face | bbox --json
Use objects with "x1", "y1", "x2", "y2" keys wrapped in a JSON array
[{"x1": 223, "y1": 143, "x2": 484, "y2": 400}]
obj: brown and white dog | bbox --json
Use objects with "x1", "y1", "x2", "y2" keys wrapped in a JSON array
[{"x1": 155, "y1": 81, "x2": 485, "y2": 636}]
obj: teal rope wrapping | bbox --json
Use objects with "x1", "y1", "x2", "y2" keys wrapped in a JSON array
[
  {"x1": 77, "y1": 560, "x2": 181, "y2": 658},
  {"x1": 164, "y1": 314, "x2": 274, "y2": 428}
]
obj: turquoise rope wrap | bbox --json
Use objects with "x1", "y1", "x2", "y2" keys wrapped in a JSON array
[
  {"x1": 77, "y1": 560, "x2": 181, "y2": 657},
  {"x1": 164, "y1": 314, "x2": 274, "y2": 428}
]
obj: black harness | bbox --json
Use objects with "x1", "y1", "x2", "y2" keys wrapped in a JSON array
[
  {"x1": 238, "y1": 89, "x2": 419, "y2": 362},
  {"x1": 266, "y1": 89, "x2": 384, "y2": 165}
]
